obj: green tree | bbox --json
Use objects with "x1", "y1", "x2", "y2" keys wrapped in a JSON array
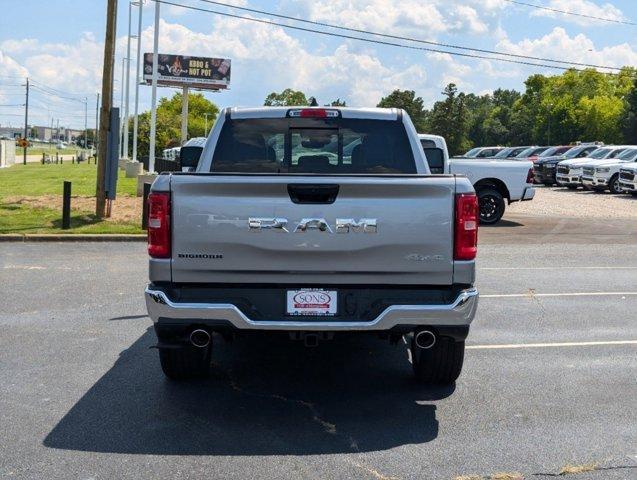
[
  {"x1": 621, "y1": 78, "x2": 637, "y2": 143},
  {"x1": 429, "y1": 84, "x2": 470, "y2": 155},
  {"x1": 129, "y1": 92, "x2": 219, "y2": 157},
  {"x1": 377, "y1": 89, "x2": 428, "y2": 131},
  {"x1": 264, "y1": 88, "x2": 309, "y2": 106},
  {"x1": 328, "y1": 98, "x2": 347, "y2": 106}
]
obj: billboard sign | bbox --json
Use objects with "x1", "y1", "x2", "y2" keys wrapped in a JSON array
[{"x1": 143, "y1": 53, "x2": 231, "y2": 90}]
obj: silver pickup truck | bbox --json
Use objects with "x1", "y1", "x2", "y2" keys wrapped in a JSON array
[{"x1": 145, "y1": 107, "x2": 479, "y2": 385}]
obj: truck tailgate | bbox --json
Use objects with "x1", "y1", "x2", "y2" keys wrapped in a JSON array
[{"x1": 170, "y1": 175, "x2": 456, "y2": 285}]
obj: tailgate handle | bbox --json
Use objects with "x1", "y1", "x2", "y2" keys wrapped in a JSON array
[{"x1": 288, "y1": 184, "x2": 339, "y2": 204}]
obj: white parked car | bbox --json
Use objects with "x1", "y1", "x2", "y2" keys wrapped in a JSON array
[
  {"x1": 419, "y1": 134, "x2": 535, "y2": 224},
  {"x1": 619, "y1": 163, "x2": 637, "y2": 195},
  {"x1": 556, "y1": 146, "x2": 629, "y2": 189},
  {"x1": 581, "y1": 148, "x2": 637, "y2": 193},
  {"x1": 457, "y1": 146, "x2": 506, "y2": 159}
]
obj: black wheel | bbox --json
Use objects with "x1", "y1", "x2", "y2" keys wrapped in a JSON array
[
  {"x1": 582, "y1": 184, "x2": 592, "y2": 191},
  {"x1": 411, "y1": 336, "x2": 465, "y2": 385},
  {"x1": 159, "y1": 344, "x2": 212, "y2": 380},
  {"x1": 477, "y1": 188, "x2": 505, "y2": 225},
  {"x1": 566, "y1": 185, "x2": 578, "y2": 190},
  {"x1": 608, "y1": 174, "x2": 622, "y2": 194}
]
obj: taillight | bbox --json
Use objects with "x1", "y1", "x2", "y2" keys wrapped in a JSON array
[
  {"x1": 147, "y1": 192, "x2": 171, "y2": 258},
  {"x1": 454, "y1": 193, "x2": 478, "y2": 261},
  {"x1": 526, "y1": 167, "x2": 534, "y2": 184}
]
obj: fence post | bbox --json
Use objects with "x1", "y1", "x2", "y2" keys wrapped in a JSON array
[
  {"x1": 60, "y1": 155, "x2": 63, "y2": 164},
  {"x1": 42, "y1": 152, "x2": 45, "y2": 164},
  {"x1": 56, "y1": 152, "x2": 59, "y2": 164},
  {"x1": 62, "y1": 181, "x2": 71, "y2": 229},
  {"x1": 142, "y1": 183, "x2": 151, "y2": 230}
]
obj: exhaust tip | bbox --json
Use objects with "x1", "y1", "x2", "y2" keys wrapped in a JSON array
[
  {"x1": 190, "y1": 329, "x2": 211, "y2": 348},
  {"x1": 414, "y1": 330, "x2": 436, "y2": 349}
]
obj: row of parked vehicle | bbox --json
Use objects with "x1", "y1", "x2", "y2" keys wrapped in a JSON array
[{"x1": 460, "y1": 143, "x2": 637, "y2": 195}]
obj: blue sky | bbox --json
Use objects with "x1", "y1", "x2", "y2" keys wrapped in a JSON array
[{"x1": 1, "y1": 0, "x2": 636, "y2": 129}]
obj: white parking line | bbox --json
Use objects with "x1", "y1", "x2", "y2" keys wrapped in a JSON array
[
  {"x1": 481, "y1": 292, "x2": 637, "y2": 298},
  {"x1": 467, "y1": 340, "x2": 637, "y2": 350}
]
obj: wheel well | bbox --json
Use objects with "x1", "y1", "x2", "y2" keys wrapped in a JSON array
[{"x1": 474, "y1": 178, "x2": 511, "y2": 202}]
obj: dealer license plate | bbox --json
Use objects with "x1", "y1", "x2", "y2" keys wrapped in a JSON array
[{"x1": 286, "y1": 289, "x2": 337, "y2": 316}]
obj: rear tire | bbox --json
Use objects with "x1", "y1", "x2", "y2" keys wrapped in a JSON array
[
  {"x1": 159, "y1": 344, "x2": 212, "y2": 380},
  {"x1": 411, "y1": 336, "x2": 465, "y2": 385},
  {"x1": 476, "y1": 188, "x2": 505, "y2": 225}
]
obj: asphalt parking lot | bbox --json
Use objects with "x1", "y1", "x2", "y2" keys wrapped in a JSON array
[{"x1": 1, "y1": 213, "x2": 636, "y2": 480}]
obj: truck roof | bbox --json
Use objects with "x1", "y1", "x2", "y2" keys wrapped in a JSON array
[{"x1": 228, "y1": 106, "x2": 402, "y2": 121}]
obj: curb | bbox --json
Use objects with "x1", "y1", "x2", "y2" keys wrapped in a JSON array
[{"x1": 0, "y1": 234, "x2": 147, "y2": 242}]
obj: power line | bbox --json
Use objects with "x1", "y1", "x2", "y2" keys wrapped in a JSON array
[
  {"x1": 196, "y1": 0, "x2": 623, "y2": 71},
  {"x1": 30, "y1": 85, "x2": 87, "y2": 104},
  {"x1": 30, "y1": 79, "x2": 89, "y2": 99},
  {"x1": 502, "y1": 0, "x2": 637, "y2": 26},
  {"x1": 153, "y1": 0, "x2": 630, "y2": 74}
]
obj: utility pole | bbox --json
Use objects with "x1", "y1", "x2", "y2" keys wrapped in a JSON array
[
  {"x1": 123, "y1": 0, "x2": 132, "y2": 159},
  {"x1": 181, "y1": 85, "x2": 189, "y2": 145},
  {"x1": 148, "y1": 0, "x2": 160, "y2": 172},
  {"x1": 96, "y1": 0, "x2": 118, "y2": 218},
  {"x1": 132, "y1": 0, "x2": 143, "y2": 163},
  {"x1": 23, "y1": 77, "x2": 29, "y2": 165}
]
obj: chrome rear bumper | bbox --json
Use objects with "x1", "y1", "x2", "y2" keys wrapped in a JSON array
[{"x1": 145, "y1": 286, "x2": 479, "y2": 331}]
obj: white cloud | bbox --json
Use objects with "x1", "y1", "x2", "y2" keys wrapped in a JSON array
[
  {"x1": 496, "y1": 27, "x2": 637, "y2": 74},
  {"x1": 0, "y1": 50, "x2": 29, "y2": 110},
  {"x1": 289, "y1": 0, "x2": 505, "y2": 37},
  {"x1": 526, "y1": 0, "x2": 627, "y2": 27}
]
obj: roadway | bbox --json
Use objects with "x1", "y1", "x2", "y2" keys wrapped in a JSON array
[{"x1": 0, "y1": 214, "x2": 636, "y2": 479}]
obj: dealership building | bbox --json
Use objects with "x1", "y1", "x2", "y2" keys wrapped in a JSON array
[{"x1": 0, "y1": 125, "x2": 87, "y2": 142}]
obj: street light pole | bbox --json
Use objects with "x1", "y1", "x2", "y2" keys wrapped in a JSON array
[
  {"x1": 132, "y1": 0, "x2": 143, "y2": 163},
  {"x1": 23, "y1": 77, "x2": 29, "y2": 165},
  {"x1": 84, "y1": 97, "x2": 88, "y2": 149},
  {"x1": 148, "y1": 0, "x2": 160, "y2": 173},
  {"x1": 123, "y1": 0, "x2": 132, "y2": 159},
  {"x1": 119, "y1": 56, "x2": 126, "y2": 158}
]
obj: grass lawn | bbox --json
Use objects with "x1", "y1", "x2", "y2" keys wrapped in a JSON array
[{"x1": 0, "y1": 163, "x2": 144, "y2": 234}]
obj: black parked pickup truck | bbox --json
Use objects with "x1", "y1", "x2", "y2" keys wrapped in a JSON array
[{"x1": 533, "y1": 145, "x2": 599, "y2": 185}]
